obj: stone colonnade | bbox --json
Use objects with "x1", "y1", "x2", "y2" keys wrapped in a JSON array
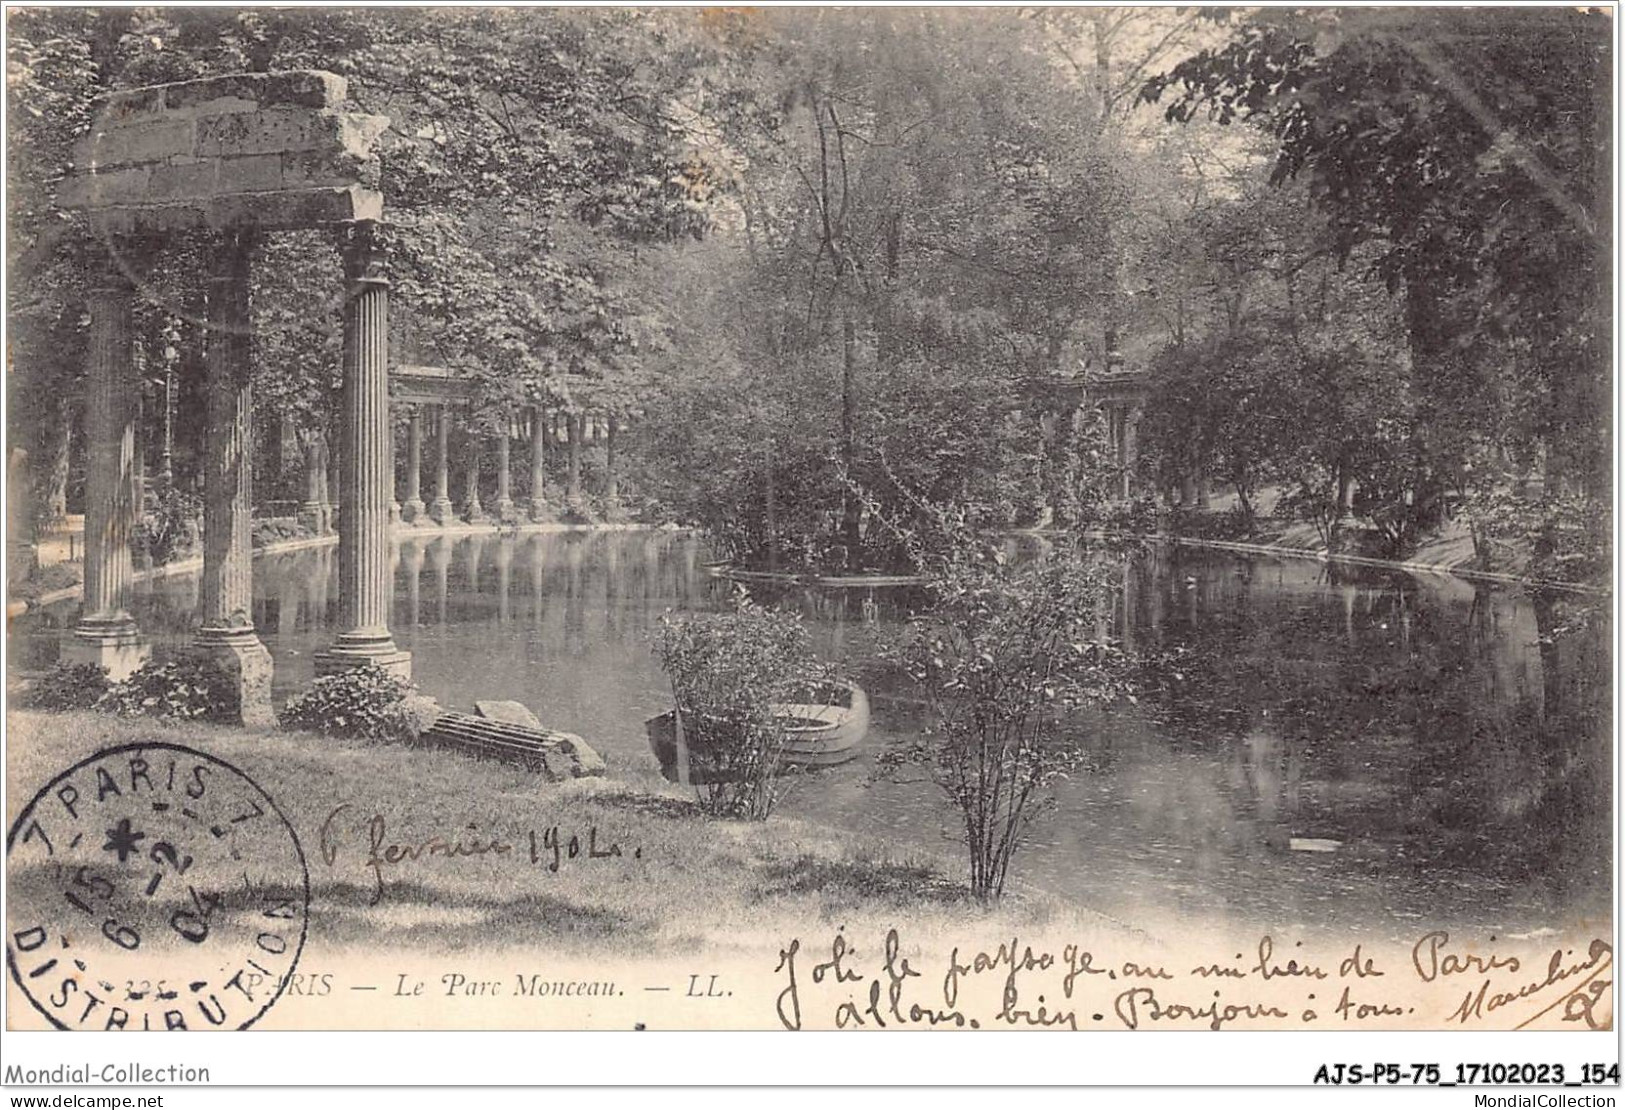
[
  {"x1": 390, "y1": 406, "x2": 619, "y2": 525},
  {"x1": 1101, "y1": 399, "x2": 1143, "y2": 501},
  {"x1": 56, "y1": 68, "x2": 404, "y2": 726},
  {"x1": 65, "y1": 225, "x2": 410, "y2": 717},
  {"x1": 1098, "y1": 394, "x2": 1207, "y2": 507}
]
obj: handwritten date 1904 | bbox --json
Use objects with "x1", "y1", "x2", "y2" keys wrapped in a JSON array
[{"x1": 318, "y1": 806, "x2": 641, "y2": 904}]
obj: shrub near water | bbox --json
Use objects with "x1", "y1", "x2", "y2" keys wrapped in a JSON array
[
  {"x1": 27, "y1": 661, "x2": 111, "y2": 711},
  {"x1": 280, "y1": 666, "x2": 417, "y2": 742},
  {"x1": 98, "y1": 654, "x2": 239, "y2": 722},
  {"x1": 653, "y1": 596, "x2": 832, "y2": 821}
]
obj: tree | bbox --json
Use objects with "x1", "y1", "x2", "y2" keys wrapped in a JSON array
[
  {"x1": 1143, "y1": 7, "x2": 1611, "y2": 575},
  {"x1": 634, "y1": 9, "x2": 1132, "y2": 569},
  {"x1": 884, "y1": 516, "x2": 1133, "y2": 902}
]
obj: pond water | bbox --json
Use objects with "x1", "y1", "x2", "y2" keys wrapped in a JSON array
[{"x1": 17, "y1": 529, "x2": 1612, "y2": 940}]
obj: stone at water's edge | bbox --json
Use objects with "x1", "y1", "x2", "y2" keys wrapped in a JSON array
[
  {"x1": 473, "y1": 699, "x2": 607, "y2": 777},
  {"x1": 550, "y1": 731, "x2": 607, "y2": 778},
  {"x1": 474, "y1": 699, "x2": 542, "y2": 729},
  {"x1": 401, "y1": 694, "x2": 445, "y2": 742}
]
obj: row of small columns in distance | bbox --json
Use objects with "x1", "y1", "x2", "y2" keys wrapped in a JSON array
[
  {"x1": 64, "y1": 223, "x2": 408, "y2": 725},
  {"x1": 296, "y1": 409, "x2": 618, "y2": 532},
  {"x1": 1102, "y1": 398, "x2": 1211, "y2": 508}
]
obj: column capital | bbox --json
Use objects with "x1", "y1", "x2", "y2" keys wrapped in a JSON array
[
  {"x1": 209, "y1": 228, "x2": 257, "y2": 282},
  {"x1": 86, "y1": 231, "x2": 166, "y2": 292},
  {"x1": 85, "y1": 243, "x2": 138, "y2": 297},
  {"x1": 339, "y1": 221, "x2": 389, "y2": 288}
]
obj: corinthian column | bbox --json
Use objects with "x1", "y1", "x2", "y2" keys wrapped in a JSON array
[
  {"x1": 528, "y1": 406, "x2": 549, "y2": 521},
  {"x1": 429, "y1": 405, "x2": 452, "y2": 524},
  {"x1": 494, "y1": 424, "x2": 515, "y2": 522},
  {"x1": 195, "y1": 230, "x2": 274, "y2": 725},
  {"x1": 316, "y1": 223, "x2": 410, "y2": 679},
  {"x1": 66, "y1": 246, "x2": 149, "y2": 680},
  {"x1": 401, "y1": 407, "x2": 425, "y2": 523},
  {"x1": 460, "y1": 424, "x2": 486, "y2": 523}
]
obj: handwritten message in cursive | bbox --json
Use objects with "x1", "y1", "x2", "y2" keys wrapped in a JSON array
[{"x1": 771, "y1": 928, "x2": 1614, "y2": 1031}]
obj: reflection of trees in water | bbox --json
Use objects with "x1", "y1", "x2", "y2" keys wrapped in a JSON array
[{"x1": 1131, "y1": 549, "x2": 1608, "y2": 896}]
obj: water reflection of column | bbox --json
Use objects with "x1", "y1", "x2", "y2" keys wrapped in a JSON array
[
  {"x1": 828, "y1": 588, "x2": 848, "y2": 656},
  {"x1": 496, "y1": 537, "x2": 512, "y2": 624},
  {"x1": 1240, "y1": 727, "x2": 1286, "y2": 839},
  {"x1": 1119, "y1": 556, "x2": 1134, "y2": 652},
  {"x1": 316, "y1": 226, "x2": 409, "y2": 679},
  {"x1": 529, "y1": 533, "x2": 548, "y2": 628},
  {"x1": 1398, "y1": 588, "x2": 1413, "y2": 653},
  {"x1": 1122, "y1": 405, "x2": 1141, "y2": 500},
  {"x1": 602, "y1": 536, "x2": 620, "y2": 640},
  {"x1": 310, "y1": 545, "x2": 332, "y2": 630},
  {"x1": 404, "y1": 539, "x2": 425, "y2": 631},
  {"x1": 387, "y1": 540, "x2": 401, "y2": 613},
  {"x1": 565, "y1": 538, "x2": 585, "y2": 650},
  {"x1": 430, "y1": 536, "x2": 451, "y2": 628},
  {"x1": 679, "y1": 542, "x2": 697, "y2": 604},
  {"x1": 463, "y1": 533, "x2": 487, "y2": 609}
]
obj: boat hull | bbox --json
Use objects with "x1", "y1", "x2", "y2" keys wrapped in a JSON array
[{"x1": 646, "y1": 681, "x2": 870, "y2": 784}]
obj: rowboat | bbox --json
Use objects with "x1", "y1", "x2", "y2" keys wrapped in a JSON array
[{"x1": 645, "y1": 680, "x2": 870, "y2": 785}]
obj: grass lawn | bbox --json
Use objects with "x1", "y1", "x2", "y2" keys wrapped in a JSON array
[{"x1": 5, "y1": 710, "x2": 1117, "y2": 962}]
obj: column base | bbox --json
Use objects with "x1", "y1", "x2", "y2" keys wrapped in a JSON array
[
  {"x1": 428, "y1": 497, "x2": 453, "y2": 525},
  {"x1": 390, "y1": 501, "x2": 402, "y2": 526},
  {"x1": 527, "y1": 497, "x2": 555, "y2": 523},
  {"x1": 314, "y1": 632, "x2": 412, "y2": 680},
  {"x1": 1328, "y1": 513, "x2": 1362, "y2": 556},
  {"x1": 64, "y1": 619, "x2": 150, "y2": 682},
  {"x1": 8, "y1": 542, "x2": 38, "y2": 584},
  {"x1": 299, "y1": 502, "x2": 331, "y2": 535},
  {"x1": 493, "y1": 497, "x2": 516, "y2": 523},
  {"x1": 401, "y1": 498, "x2": 425, "y2": 524},
  {"x1": 193, "y1": 627, "x2": 275, "y2": 728},
  {"x1": 460, "y1": 500, "x2": 487, "y2": 524}
]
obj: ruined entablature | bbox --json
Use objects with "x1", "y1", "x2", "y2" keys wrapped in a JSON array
[{"x1": 57, "y1": 70, "x2": 387, "y2": 233}]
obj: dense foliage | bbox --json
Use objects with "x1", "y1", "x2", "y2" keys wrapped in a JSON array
[
  {"x1": 279, "y1": 665, "x2": 418, "y2": 743},
  {"x1": 11, "y1": 9, "x2": 1601, "y2": 581},
  {"x1": 1139, "y1": 7, "x2": 1610, "y2": 575},
  {"x1": 26, "y1": 661, "x2": 111, "y2": 711},
  {"x1": 97, "y1": 654, "x2": 239, "y2": 722}
]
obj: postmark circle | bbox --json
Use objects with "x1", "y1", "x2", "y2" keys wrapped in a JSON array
[{"x1": 7, "y1": 742, "x2": 309, "y2": 1031}]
